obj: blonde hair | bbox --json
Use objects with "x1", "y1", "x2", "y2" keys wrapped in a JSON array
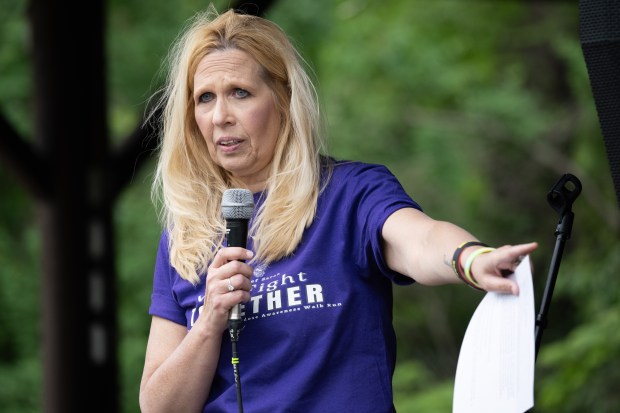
[{"x1": 149, "y1": 5, "x2": 328, "y2": 284}]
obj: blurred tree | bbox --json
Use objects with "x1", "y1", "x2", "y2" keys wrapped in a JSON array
[
  {"x1": 270, "y1": 0, "x2": 619, "y2": 411},
  {"x1": 0, "y1": 0, "x2": 266, "y2": 412}
]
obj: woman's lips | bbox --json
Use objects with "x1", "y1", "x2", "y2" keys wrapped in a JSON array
[{"x1": 217, "y1": 137, "x2": 244, "y2": 152}]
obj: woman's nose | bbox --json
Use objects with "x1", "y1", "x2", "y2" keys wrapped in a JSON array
[{"x1": 212, "y1": 98, "x2": 234, "y2": 126}]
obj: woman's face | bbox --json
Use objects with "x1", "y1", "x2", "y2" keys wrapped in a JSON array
[{"x1": 193, "y1": 48, "x2": 281, "y2": 192}]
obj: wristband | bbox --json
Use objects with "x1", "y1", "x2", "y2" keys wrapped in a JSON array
[{"x1": 452, "y1": 241, "x2": 488, "y2": 291}]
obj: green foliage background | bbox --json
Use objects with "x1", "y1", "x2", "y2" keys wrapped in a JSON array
[{"x1": 1, "y1": 0, "x2": 618, "y2": 412}]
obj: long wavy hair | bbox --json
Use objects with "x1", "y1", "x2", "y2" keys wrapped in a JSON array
[{"x1": 149, "y1": 5, "x2": 328, "y2": 284}]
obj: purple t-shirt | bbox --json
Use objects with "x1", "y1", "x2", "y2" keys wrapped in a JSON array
[{"x1": 149, "y1": 160, "x2": 422, "y2": 412}]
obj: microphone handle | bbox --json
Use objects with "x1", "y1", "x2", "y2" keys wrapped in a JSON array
[{"x1": 225, "y1": 218, "x2": 249, "y2": 322}]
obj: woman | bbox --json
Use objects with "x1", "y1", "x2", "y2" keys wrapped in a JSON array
[{"x1": 139, "y1": 6, "x2": 537, "y2": 413}]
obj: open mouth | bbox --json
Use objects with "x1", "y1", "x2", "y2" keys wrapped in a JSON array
[{"x1": 219, "y1": 139, "x2": 243, "y2": 147}]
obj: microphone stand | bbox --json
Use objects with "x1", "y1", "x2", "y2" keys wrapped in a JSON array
[{"x1": 534, "y1": 173, "x2": 582, "y2": 360}]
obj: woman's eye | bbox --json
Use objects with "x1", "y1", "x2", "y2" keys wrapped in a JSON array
[
  {"x1": 198, "y1": 92, "x2": 214, "y2": 103},
  {"x1": 234, "y1": 88, "x2": 249, "y2": 98}
]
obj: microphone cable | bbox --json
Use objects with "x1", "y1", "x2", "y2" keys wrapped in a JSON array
[{"x1": 229, "y1": 319, "x2": 244, "y2": 413}]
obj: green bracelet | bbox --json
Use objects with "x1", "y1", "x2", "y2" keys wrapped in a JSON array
[{"x1": 463, "y1": 247, "x2": 496, "y2": 288}]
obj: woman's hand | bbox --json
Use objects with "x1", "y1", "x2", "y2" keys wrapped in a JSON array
[
  {"x1": 468, "y1": 242, "x2": 538, "y2": 295},
  {"x1": 199, "y1": 247, "x2": 254, "y2": 332}
]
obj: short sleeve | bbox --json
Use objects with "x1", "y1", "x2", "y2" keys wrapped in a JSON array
[
  {"x1": 148, "y1": 231, "x2": 187, "y2": 326},
  {"x1": 332, "y1": 162, "x2": 422, "y2": 285}
]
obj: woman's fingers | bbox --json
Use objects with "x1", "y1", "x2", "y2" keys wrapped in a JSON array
[
  {"x1": 483, "y1": 273, "x2": 519, "y2": 295},
  {"x1": 210, "y1": 247, "x2": 254, "y2": 268},
  {"x1": 222, "y1": 273, "x2": 252, "y2": 295},
  {"x1": 473, "y1": 242, "x2": 538, "y2": 295},
  {"x1": 199, "y1": 248, "x2": 255, "y2": 330},
  {"x1": 496, "y1": 242, "x2": 538, "y2": 276}
]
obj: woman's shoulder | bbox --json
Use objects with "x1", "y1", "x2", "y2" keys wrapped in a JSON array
[
  {"x1": 318, "y1": 157, "x2": 405, "y2": 198},
  {"x1": 327, "y1": 157, "x2": 395, "y2": 180}
]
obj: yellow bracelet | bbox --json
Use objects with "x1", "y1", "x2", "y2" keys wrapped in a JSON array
[{"x1": 463, "y1": 247, "x2": 496, "y2": 288}]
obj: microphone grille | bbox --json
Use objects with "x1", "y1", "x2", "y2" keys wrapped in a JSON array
[{"x1": 221, "y1": 188, "x2": 255, "y2": 219}]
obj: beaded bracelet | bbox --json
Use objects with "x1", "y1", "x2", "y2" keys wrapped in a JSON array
[
  {"x1": 463, "y1": 247, "x2": 496, "y2": 288},
  {"x1": 451, "y1": 241, "x2": 488, "y2": 291}
]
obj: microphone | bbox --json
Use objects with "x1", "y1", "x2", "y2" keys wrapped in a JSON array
[
  {"x1": 221, "y1": 188, "x2": 255, "y2": 326},
  {"x1": 222, "y1": 189, "x2": 254, "y2": 412}
]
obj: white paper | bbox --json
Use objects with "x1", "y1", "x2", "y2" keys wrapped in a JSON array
[{"x1": 453, "y1": 255, "x2": 535, "y2": 413}]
